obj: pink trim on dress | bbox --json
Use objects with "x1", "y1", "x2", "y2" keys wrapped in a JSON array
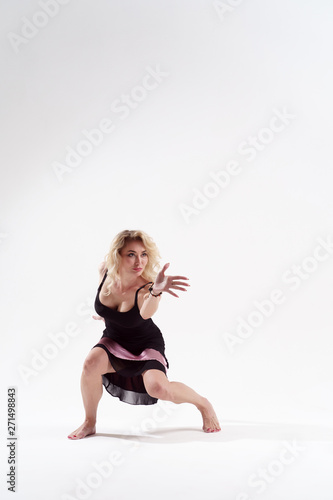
[{"x1": 97, "y1": 337, "x2": 168, "y2": 370}]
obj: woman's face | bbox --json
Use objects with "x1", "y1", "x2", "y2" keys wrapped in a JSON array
[{"x1": 118, "y1": 240, "x2": 148, "y2": 277}]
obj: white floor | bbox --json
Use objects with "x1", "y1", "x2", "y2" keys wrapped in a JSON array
[{"x1": 3, "y1": 404, "x2": 333, "y2": 500}]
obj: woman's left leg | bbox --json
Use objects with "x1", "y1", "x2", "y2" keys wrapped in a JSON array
[{"x1": 142, "y1": 369, "x2": 221, "y2": 432}]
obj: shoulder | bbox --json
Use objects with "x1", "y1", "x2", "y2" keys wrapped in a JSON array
[
  {"x1": 98, "y1": 261, "x2": 107, "y2": 274},
  {"x1": 98, "y1": 261, "x2": 107, "y2": 286},
  {"x1": 135, "y1": 281, "x2": 151, "y2": 300},
  {"x1": 137, "y1": 281, "x2": 153, "y2": 292}
]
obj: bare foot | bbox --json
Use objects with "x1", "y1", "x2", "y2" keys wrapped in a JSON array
[
  {"x1": 68, "y1": 420, "x2": 96, "y2": 440},
  {"x1": 199, "y1": 399, "x2": 221, "y2": 433}
]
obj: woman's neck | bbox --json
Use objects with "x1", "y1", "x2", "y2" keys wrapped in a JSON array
[{"x1": 115, "y1": 272, "x2": 144, "y2": 293}]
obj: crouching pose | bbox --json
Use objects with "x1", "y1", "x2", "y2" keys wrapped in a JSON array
[{"x1": 68, "y1": 229, "x2": 221, "y2": 439}]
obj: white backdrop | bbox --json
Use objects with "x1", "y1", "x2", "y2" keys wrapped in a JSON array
[{"x1": 1, "y1": 1, "x2": 333, "y2": 499}]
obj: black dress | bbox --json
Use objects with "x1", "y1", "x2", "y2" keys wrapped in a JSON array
[{"x1": 92, "y1": 271, "x2": 169, "y2": 405}]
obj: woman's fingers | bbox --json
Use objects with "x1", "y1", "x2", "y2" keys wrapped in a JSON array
[
  {"x1": 156, "y1": 263, "x2": 170, "y2": 280},
  {"x1": 157, "y1": 265, "x2": 190, "y2": 296},
  {"x1": 169, "y1": 280, "x2": 190, "y2": 287},
  {"x1": 169, "y1": 285, "x2": 188, "y2": 291}
]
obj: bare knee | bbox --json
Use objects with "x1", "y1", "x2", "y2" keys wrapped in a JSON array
[
  {"x1": 145, "y1": 377, "x2": 170, "y2": 401},
  {"x1": 82, "y1": 350, "x2": 107, "y2": 375}
]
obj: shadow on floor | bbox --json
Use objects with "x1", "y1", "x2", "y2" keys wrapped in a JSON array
[{"x1": 92, "y1": 421, "x2": 333, "y2": 444}]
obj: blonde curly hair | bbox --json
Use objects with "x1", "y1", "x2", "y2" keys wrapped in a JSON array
[{"x1": 102, "y1": 229, "x2": 161, "y2": 295}]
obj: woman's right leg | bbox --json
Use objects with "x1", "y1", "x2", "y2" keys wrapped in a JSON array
[{"x1": 68, "y1": 347, "x2": 115, "y2": 440}]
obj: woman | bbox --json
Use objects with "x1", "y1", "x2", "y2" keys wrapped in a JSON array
[{"x1": 68, "y1": 229, "x2": 220, "y2": 439}]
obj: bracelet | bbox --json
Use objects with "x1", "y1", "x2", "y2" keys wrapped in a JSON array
[{"x1": 148, "y1": 284, "x2": 162, "y2": 297}]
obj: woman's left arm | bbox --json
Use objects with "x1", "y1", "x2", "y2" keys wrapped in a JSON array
[{"x1": 139, "y1": 263, "x2": 190, "y2": 320}]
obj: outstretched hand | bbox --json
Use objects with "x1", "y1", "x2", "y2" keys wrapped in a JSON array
[{"x1": 152, "y1": 263, "x2": 190, "y2": 298}]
